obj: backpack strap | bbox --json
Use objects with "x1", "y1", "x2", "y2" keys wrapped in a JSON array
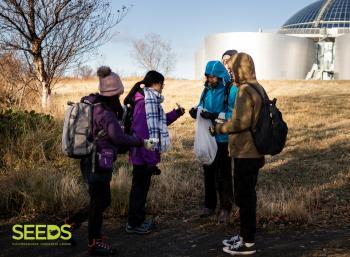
[
  {"x1": 200, "y1": 81, "x2": 232, "y2": 112},
  {"x1": 247, "y1": 83, "x2": 273, "y2": 133},
  {"x1": 248, "y1": 83, "x2": 269, "y2": 102},
  {"x1": 90, "y1": 103, "x2": 108, "y2": 174},
  {"x1": 199, "y1": 86, "x2": 209, "y2": 107},
  {"x1": 90, "y1": 102, "x2": 107, "y2": 140},
  {"x1": 227, "y1": 84, "x2": 262, "y2": 135},
  {"x1": 224, "y1": 82, "x2": 233, "y2": 109}
]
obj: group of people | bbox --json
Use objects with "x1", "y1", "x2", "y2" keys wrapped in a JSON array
[
  {"x1": 64, "y1": 50, "x2": 266, "y2": 256},
  {"x1": 190, "y1": 51, "x2": 265, "y2": 256}
]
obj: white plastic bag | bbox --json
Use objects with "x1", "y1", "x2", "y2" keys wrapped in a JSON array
[{"x1": 194, "y1": 107, "x2": 218, "y2": 165}]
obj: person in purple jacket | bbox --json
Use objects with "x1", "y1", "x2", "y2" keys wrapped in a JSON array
[
  {"x1": 123, "y1": 70, "x2": 185, "y2": 234},
  {"x1": 64, "y1": 67, "x2": 155, "y2": 256}
]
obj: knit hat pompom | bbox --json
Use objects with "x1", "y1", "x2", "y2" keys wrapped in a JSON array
[{"x1": 97, "y1": 66, "x2": 112, "y2": 78}]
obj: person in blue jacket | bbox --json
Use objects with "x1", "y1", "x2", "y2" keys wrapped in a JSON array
[{"x1": 189, "y1": 61, "x2": 238, "y2": 223}]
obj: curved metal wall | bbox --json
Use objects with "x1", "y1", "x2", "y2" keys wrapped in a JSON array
[
  {"x1": 197, "y1": 32, "x2": 315, "y2": 80},
  {"x1": 334, "y1": 33, "x2": 350, "y2": 80}
]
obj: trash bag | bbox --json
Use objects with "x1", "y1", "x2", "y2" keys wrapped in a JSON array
[{"x1": 194, "y1": 107, "x2": 218, "y2": 165}]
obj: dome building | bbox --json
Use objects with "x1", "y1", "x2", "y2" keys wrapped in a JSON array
[
  {"x1": 195, "y1": 0, "x2": 350, "y2": 80},
  {"x1": 280, "y1": 0, "x2": 350, "y2": 37}
]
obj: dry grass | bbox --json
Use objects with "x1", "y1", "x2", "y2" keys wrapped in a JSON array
[{"x1": 0, "y1": 78, "x2": 349, "y2": 226}]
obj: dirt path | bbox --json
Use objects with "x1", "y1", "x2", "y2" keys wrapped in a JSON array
[{"x1": 1, "y1": 216, "x2": 350, "y2": 257}]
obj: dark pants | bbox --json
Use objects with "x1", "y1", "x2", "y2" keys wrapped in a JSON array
[
  {"x1": 234, "y1": 158, "x2": 264, "y2": 243},
  {"x1": 203, "y1": 142, "x2": 233, "y2": 211},
  {"x1": 127, "y1": 165, "x2": 153, "y2": 227},
  {"x1": 65, "y1": 181, "x2": 111, "y2": 242},
  {"x1": 88, "y1": 181, "x2": 111, "y2": 241}
]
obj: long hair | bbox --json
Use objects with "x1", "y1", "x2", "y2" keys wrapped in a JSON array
[{"x1": 124, "y1": 70, "x2": 164, "y2": 106}]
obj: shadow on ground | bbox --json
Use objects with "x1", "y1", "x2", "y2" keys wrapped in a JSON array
[{"x1": 1, "y1": 216, "x2": 350, "y2": 257}]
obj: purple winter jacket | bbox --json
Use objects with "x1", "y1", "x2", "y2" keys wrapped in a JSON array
[
  {"x1": 80, "y1": 94, "x2": 143, "y2": 183},
  {"x1": 83, "y1": 94, "x2": 142, "y2": 156},
  {"x1": 129, "y1": 92, "x2": 180, "y2": 166}
]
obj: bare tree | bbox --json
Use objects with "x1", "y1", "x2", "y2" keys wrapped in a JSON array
[
  {"x1": 0, "y1": 52, "x2": 34, "y2": 108},
  {"x1": 0, "y1": 0, "x2": 129, "y2": 108},
  {"x1": 75, "y1": 64, "x2": 94, "y2": 79},
  {"x1": 131, "y1": 33, "x2": 176, "y2": 76}
]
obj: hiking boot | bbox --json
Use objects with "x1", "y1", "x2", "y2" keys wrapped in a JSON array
[
  {"x1": 144, "y1": 219, "x2": 156, "y2": 230},
  {"x1": 218, "y1": 209, "x2": 230, "y2": 224},
  {"x1": 199, "y1": 208, "x2": 215, "y2": 218},
  {"x1": 125, "y1": 221, "x2": 153, "y2": 234},
  {"x1": 222, "y1": 234, "x2": 242, "y2": 247},
  {"x1": 88, "y1": 239, "x2": 116, "y2": 256},
  {"x1": 223, "y1": 241, "x2": 256, "y2": 255}
]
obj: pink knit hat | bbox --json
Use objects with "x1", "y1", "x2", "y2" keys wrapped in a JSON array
[{"x1": 97, "y1": 66, "x2": 124, "y2": 96}]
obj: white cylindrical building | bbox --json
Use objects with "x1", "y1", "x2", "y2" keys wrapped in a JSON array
[
  {"x1": 201, "y1": 32, "x2": 315, "y2": 80},
  {"x1": 334, "y1": 33, "x2": 350, "y2": 80},
  {"x1": 195, "y1": 0, "x2": 350, "y2": 80}
]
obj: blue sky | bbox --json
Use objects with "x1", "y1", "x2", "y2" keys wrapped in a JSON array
[{"x1": 87, "y1": 0, "x2": 314, "y2": 79}]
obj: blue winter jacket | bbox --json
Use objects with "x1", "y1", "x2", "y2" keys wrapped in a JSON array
[{"x1": 198, "y1": 61, "x2": 238, "y2": 143}]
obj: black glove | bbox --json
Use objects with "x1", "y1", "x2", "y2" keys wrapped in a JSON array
[
  {"x1": 200, "y1": 111, "x2": 219, "y2": 121},
  {"x1": 175, "y1": 107, "x2": 185, "y2": 116},
  {"x1": 148, "y1": 165, "x2": 161, "y2": 176},
  {"x1": 209, "y1": 125, "x2": 217, "y2": 137},
  {"x1": 189, "y1": 107, "x2": 198, "y2": 119}
]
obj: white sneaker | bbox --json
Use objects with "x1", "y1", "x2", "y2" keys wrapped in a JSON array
[
  {"x1": 222, "y1": 234, "x2": 242, "y2": 247},
  {"x1": 223, "y1": 241, "x2": 256, "y2": 255}
]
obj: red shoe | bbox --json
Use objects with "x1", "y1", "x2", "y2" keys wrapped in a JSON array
[{"x1": 88, "y1": 238, "x2": 116, "y2": 256}]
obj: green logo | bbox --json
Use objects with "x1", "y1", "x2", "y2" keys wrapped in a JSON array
[{"x1": 12, "y1": 224, "x2": 72, "y2": 241}]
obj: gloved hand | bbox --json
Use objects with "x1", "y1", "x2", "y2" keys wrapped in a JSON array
[
  {"x1": 189, "y1": 107, "x2": 198, "y2": 119},
  {"x1": 143, "y1": 139, "x2": 156, "y2": 150},
  {"x1": 209, "y1": 122, "x2": 224, "y2": 137},
  {"x1": 200, "y1": 110, "x2": 219, "y2": 121},
  {"x1": 209, "y1": 125, "x2": 217, "y2": 137},
  {"x1": 148, "y1": 165, "x2": 161, "y2": 175},
  {"x1": 175, "y1": 106, "x2": 186, "y2": 116}
]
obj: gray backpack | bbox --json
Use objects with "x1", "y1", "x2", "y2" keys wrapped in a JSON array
[{"x1": 62, "y1": 100, "x2": 103, "y2": 158}]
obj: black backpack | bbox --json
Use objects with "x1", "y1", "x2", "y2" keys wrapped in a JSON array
[
  {"x1": 249, "y1": 84, "x2": 288, "y2": 156},
  {"x1": 117, "y1": 89, "x2": 145, "y2": 154},
  {"x1": 123, "y1": 89, "x2": 145, "y2": 136}
]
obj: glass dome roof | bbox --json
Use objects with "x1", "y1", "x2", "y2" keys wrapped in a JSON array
[{"x1": 280, "y1": 0, "x2": 350, "y2": 35}]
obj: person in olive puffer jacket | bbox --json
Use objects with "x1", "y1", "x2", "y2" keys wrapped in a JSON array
[{"x1": 212, "y1": 53, "x2": 265, "y2": 256}]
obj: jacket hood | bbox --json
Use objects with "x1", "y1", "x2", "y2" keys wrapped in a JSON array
[
  {"x1": 204, "y1": 61, "x2": 231, "y2": 85},
  {"x1": 231, "y1": 53, "x2": 258, "y2": 86}
]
